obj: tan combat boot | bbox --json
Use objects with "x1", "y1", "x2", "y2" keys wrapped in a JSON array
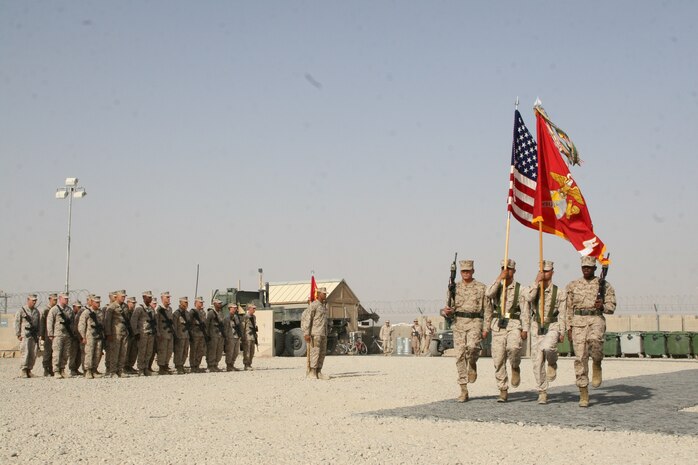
[
  {"x1": 457, "y1": 385, "x2": 469, "y2": 403},
  {"x1": 20, "y1": 369, "x2": 28, "y2": 378},
  {"x1": 467, "y1": 361, "x2": 478, "y2": 383},
  {"x1": 579, "y1": 386, "x2": 589, "y2": 407},
  {"x1": 592, "y1": 361, "x2": 602, "y2": 388},
  {"x1": 308, "y1": 368, "x2": 317, "y2": 379},
  {"x1": 511, "y1": 366, "x2": 521, "y2": 387},
  {"x1": 498, "y1": 389, "x2": 508, "y2": 403},
  {"x1": 537, "y1": 391, "x2": 548, "y2": 405},
  {"x1": 56, "y1": 370, "x2": 65, "y2": 379},
  {"x1": 316, "y1": 369, "x2": 330, "y2": 380},
  {"x1": 546, "y1": 363, "x2": 557, "y2": 382}
]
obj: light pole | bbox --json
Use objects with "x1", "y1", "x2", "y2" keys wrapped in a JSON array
[{"x1": 55, "y1": 177, "x2": 86, "y2": 294}]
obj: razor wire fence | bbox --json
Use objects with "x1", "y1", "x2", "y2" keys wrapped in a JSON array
[
  {"x1": 0, "y1": 290, "x2": 91, "y2": 313},
  {"x1": 363, "y1": 295, "x2": 698, "y2": 322}
]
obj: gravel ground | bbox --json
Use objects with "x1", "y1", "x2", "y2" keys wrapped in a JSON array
[{"x1": 1, "y1": 355, "x2": 696, "y2": 464}]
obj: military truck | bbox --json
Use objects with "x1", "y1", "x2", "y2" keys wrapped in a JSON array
[{"x1": 211, "y1": 286, "x2": 351, "y2": 357}]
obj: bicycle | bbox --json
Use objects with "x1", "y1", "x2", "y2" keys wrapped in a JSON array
[
  {"x1": 335, "y1": 338, "x2": 368, "y2": 355},
  {"x1": 370, "y1": 338, "x2": 384, "y2": 354}
]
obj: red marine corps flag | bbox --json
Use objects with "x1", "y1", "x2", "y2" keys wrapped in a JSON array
[
  {"x1": 533, "y1": 102, "x2": 609, "y2": 264},
  {"x1": 309, "y1": 275, "x2": 318, "y2": 302}
]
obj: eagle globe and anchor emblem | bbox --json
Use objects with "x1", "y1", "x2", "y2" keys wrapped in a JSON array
[{"x1": 549, "y1": 172, "x2": 585, "y2": 220}]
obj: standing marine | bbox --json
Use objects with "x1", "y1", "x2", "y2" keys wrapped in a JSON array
[
  {"x1": 410, "y1": 319, "x2": 422, "y2": 356},
  {"x1": 15, "y1": 294, "x2": 40, "y2": 378},
  {"x1": 188, "y1": 296, "x2": 209, "y2": 373},
  {"x1": 46, "y1": 292, "x2": 74, "y2": 379},
  {"x1": 565, "y1": 256, "x2": 616, "y2": 407},
  {"x1": 302, "y1": 287, "x2": 330, "y2": 380},
  {"x1": 206, "y1": 298, "x2": 226, "y2": 372},
  {"x1": 441, "y1": 259, "x2": 487, "y2": 402},
  {"x1": 379, "y1": 320, "x2": 393, "y2": 356},
  {"x1": 104, "y1": 290, "x2": 129, "y2": 377},
  {"x1": 39, "y1": 293, "x2": 58, "y2": 376},
  {"x1": 131, "y1": 291, "x2": 157, "y2": 376},
  {"x1": 155, "y1": 292, "x2": 175, "y2": 374},
  {"x1": 224, "y1": 303, "x2": 241, "y2": 372},
  {"x1": 172, "y1": 297, "x2": 191, "y2": 374},
  {"x1": 78, "y1": 295, "x2": 105, "y2": 379},
  {"x1": 241, "y1": 303, "x2": 258, "y2": 371}
]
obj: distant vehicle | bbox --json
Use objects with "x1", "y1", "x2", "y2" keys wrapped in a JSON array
[
  {"x1": 212, "y1": 286, "x2": 351, "y2": 357},
  {"x1": 433, "y1": 329, "x2": 453, "y2": 356}
]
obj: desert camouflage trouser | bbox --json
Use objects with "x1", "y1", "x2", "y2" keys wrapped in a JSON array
[
  {"x1": 308, "y1": 336, "x2": 327, "y2": 370},
  {"x1": 156, "y1": 336, "x2": 173, "y2": 368},
  {"x1": 225, "y1": 337, "x2": 239, "y2": 368},
  {"x1": 173, "y1": 336, "x2": 190, "y2": 368},
  {"x1": 189, "y1": 335, "x2": 205, "y2": 369},
  {"x1": 107, "y1": 334, "x2": 128, "y2": 374},
  {"x1": 206, "y1": 336, "x2": 224, "y2": 369},
  {"x1": 531, "y1": 321, "x2": 561, "y2": 391},
  {"x1": 453, "y1": 317, "x2": 482, "y2": 386},
  {"x1": 84, "y1": 338, "x2": 103, "y2": 371},
  {"x1": 52, "y1": 336, "x2": 73, "y2": 373},
  {"x1": 571, "y1": 316, "x2": 605, "y2": 388},
  {"x1": 491, "y1": 321, "x2": 522, "y2": 390},
  {"x1": 137, "y1": 333, "x2": 155, "y2": 371},
  {"x1": 20, "y1": 337, "x2": 38, "y2": 371}
]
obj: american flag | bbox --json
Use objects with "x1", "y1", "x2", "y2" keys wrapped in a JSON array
[{"x1": 508, "y1": 109, "x2": 538, "y2": 229}]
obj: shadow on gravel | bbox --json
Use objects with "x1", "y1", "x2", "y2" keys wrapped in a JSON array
[
  {"x1": 362, "y1": 368, "x2": 698, "y2": 436},
  {"x1": 331, "y1": 371, "x2": 385, "y2": 379}
]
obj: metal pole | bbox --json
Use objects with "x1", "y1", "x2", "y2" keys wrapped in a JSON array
[{"x1": 65, "y1": 188, "x2": 74, "y2": 294}]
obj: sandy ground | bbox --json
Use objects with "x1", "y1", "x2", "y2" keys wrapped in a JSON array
[{"x1": 1, "y1": 354, "x2": 697, "y2": 464}]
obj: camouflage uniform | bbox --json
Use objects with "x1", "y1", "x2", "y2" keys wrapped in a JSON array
[
  {"x1": 206, "y1": 304, "x2": 225, "y2": 371},
  {"x1": 78, "y1": 302, "x2": 105, "y2": 378},
  {"x1": 422, "y1": 321, "x2": 436, "y2": 355},
  {"x1": 131, "y1": 301, "x2": 157, "y2": 374},
  {"x1": 124, "y1": 301, "x2": 139, "y2": 373},
  {"x1": 46, "y1": 302, "x2": 75, "y2": 377},
  {"x1": 68, "y1": 304, "x2": 85, "y2": 375},
  {"x1": 523, "y1": 265, "x2": 567, "y2": 401},
  {"x1": 15, "y1": 301, "x2": 40, "y2": 376},
  {"x1": 379, "y1": 323, "x2": 393, "y2": 355},
  {"x1": 449, "y1": 270, "x2": 487, "y2": 389},
  {"x1": 155, "y1": 303, "x2": 175, "y2": 373},
  {"x1": 410, "y1": 322, "x2": 423, "y2": 356},
  {"x1": 566, "y1": 258, "x2": 616, "y2": 394},
  {"x1": 188, "y1": 300, "x2": 208, "y2": 372},
  {"x1": 104, "y1": 297, "x2": 129, "y2": 376},
  {"x1": 241, "y1": 310, "x2": 257, "y2": 370},
  {"x1": 172, "y1": 302, "x2": 191, "y2": 374},
  {"x1": 40, "y1": 296, "x2": 57, "y2": 376},
  {"x1": 486, "y1": 260, "x2": 530, "y2": 399},
  {"x1": 224, "y1": 307, "x2": 241, "y2": 371},
  {"x1": 301, "y1": 299, "x2": 328, "y2": 375}
]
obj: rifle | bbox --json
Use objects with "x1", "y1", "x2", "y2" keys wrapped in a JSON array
[
  {"x1": 21, "y1": 308, "x2": 39, "y2": 344},
  {"x1": 57, "y1": 307, "x2": 76, "y2": 339},
  {"x1": 158, "y1": 307, "x2": 178, "y2": 342},
  {"x1": 441, "y1": 253, "x2": 457, "y2": 327},
  {"x1": 146, "y1": 309, "x2": 158, "y2": 335},
  {"x1": 249, "y1": 314, "x2": 259, "y2": 348},
  {"x1": 596, "y1": 254, "x2": 610, "y2": 313},
  {"x1": 191, "y1": 310, "x2": 210, "y2": 342},
  {"x1": 214, "y1": 312, "x2": 228, "y2": 344},
  {"x1": 120, "y1": 306, "x2": 134, "y2": 338},
  {"x1": 88, "y1": 310, "x2": 106, "y2": 341}
]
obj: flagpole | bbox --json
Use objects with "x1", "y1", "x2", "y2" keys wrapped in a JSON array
[
  {"x1": 501, "y1": 97, "x2": 520, "y2": 321},
  {"x1": 538, "y1": 222, "x2": 545, "y2": 334}
]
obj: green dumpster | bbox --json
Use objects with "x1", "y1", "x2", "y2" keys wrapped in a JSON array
[
  {"x1": 557, "y1": 334, "x2": 574, "y2": 356},
  {"x1": 603, "y1": 332, "x2": 621, "y2": 357},
  {"x1": 642, "y1": 332, "x2": 666, "y2": 358},
  {"x1": 667, "y1": 332, "x2": 691, "y2": 358},
  {"x1": 691, "y1": 333, "x2": 698, "y2": 359}
]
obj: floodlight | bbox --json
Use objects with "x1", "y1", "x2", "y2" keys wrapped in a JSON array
[
  {"x1": 65, "y1": 177, "x2": 78, "y2": 186},
  {"x1": 55, "y1": 189, "x2": 68, "y2": 199},
  {"x1": 73, "y1": 190, "x2": 87, "y2": 198}
]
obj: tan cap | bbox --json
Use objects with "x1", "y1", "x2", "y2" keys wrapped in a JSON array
[
  {"x1": 228, "y1": 303, "x2": 238, "y2": 308},
  {"x1": 543, "y1": 260, "x2": 554, "y2": 271},
  {"x1": 581, "y1": 256, "x2": 597, "y2": 267},
  {"x1": 316, "y1": 287, "x2": 328, "y2": 295},
  {"x1": 413, "y1": 318, "x2": 418, "y2": 322},
  {"x1": 195, "y1": 296, "x2": 204, "y2": 303},
  {"x1": 459, "y1": 260, "x2": 474, "y2": 271},
  {"x1": 500, "y1": 259, "x2": 516, "y2": 269},
  {"x1": 248, "y1": 303, "x2": 256, "y2": 309},
  {"x1": 161, "y1": 291, "x2": 171, "y2": 297},
  {"x1": 93, "y1": 295, "x2": 101, "y2": 302},
  {"x1": 142, "y1": 290, "x2": 153, "y2": 297},
  {"x1": 212, "y1": 298, "x2": 223, "y2": 305},
  {"x1": 179, "y1": 297, "x2": 189, "y2": 302},
  {"x1": 126, "y1": 297, "x2": 137, "y2": 303},
  {"x1": 72, "y1": 300, "x2": 82, "y2": 307},
  {"x1": 116, "y1": 290, "x2": 126, "y2": 296},
  {"x1": 108, "y1": 291, "x2": 116, "y2": 297},
  {"x1": 48, "y1": 293, "x2": 58, "y2": 299},
  {"x1": 59, "y1": 292, "x2": 69, "y2": 299},
  {"x1": 28, "y1": 294, "x2": 38, "y2": 300}
]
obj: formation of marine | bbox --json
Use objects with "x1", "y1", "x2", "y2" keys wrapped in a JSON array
[
  {"x1": 439, "y1": 255, "x2": 616, "y2": 407},
  {"x1": 14, "y1": 291, "x2": 260, "y2": 379}
]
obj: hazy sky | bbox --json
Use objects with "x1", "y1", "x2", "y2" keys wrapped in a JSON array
[{"x1": 2, "y1": 1, "x2": 697, "y2": 318}]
